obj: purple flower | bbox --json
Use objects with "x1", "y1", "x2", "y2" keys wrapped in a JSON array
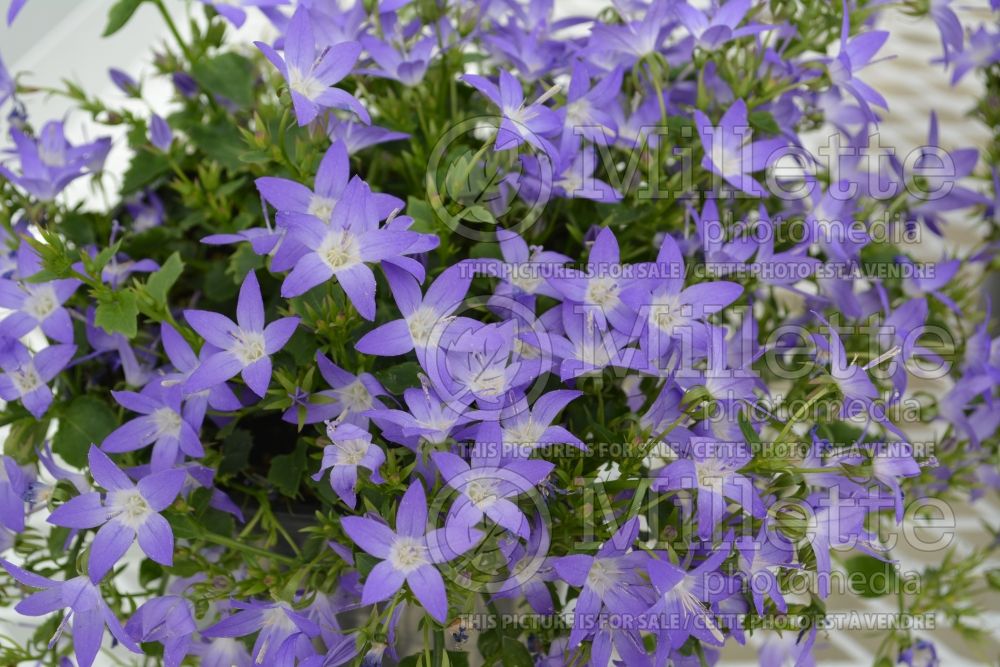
[
  {"x1": 325, "y1": 117, "x2": 409, "y2": 154},
  {"x1": 257, "y1": 140, "x2": 402, "y2": 223},
  {"x1": 159, "y1": 322, "x2": 242, "y2": 427},
  {"x1": 202, "y1": 600, "x2": 321, "y2": 665},
  {"x1": 675, "y1": 0, "x2": 774, "y2": 49},
  {"x1": 185, "y1": 270, "x2": 300, "y2": 397},
  {"x1": 149, "y1": 114, "x2": 173, "y2": 150},
  {"x1": 0, "y1": 51, "x2": 14, "y2": 107},
  {"x1": 0, "y1": 559, "x2": 141, "y2": 667},
  {"x1": 124, "y1": 595, "x2": 197, "y2": 667},
  {"x1": 652, "y1": 438, "x2": 764, "y2": 541},
  {"x1": 0, "y1": 341, "x2": 76, "y2": 419},
  {"x1": 6, "y1": 0, "x2": 26, "y2": 25},
  {"x1": 109, "y1": 68, "x2": 139, "y2": 96},
  {"x1": 499, "y1": 389, "x2": 584, "y2": 452},
  {"x1": 0, "y1": 277, "x2": 79, "y2": 343},
  {"x1": 646, "y1": 548, "x2": 730, "y2": 652},
  {"x1": 277, "y1": 179, "x2": 427, "y2": 319},
  {"x1": 736, "y1": 524, "x2": 795, "y2": 615},
  {"x1": 125, "y1": 190, "x2": 166, "y2": 232},
  {"x1": 898, "y1": 639, "x2": 939, "y2": 667},
  {"x1": 198, "y1": 0, "x2": 288, "y2": 28},
  {"x1": 99, "y1": 255, "x2": 159, "y2": 289},
  {"x1": 870, "y1": 442, "x2": 921, "y2": 522},
  {"x1": 694, "y1": 99, "x2": 786, "y2": 196},
  {"x1": 622, "y1": 233, "x2": 743, "y2": 363},
  {"x1": 0, "y1": 122, "x2": 110, "y2": 201},
  {"x1": 367, "y1": 384, "x2": 474, "y2": 450},
  {"x1": 0, "y1": 455, "x2": 28, "y2": 532},
  {"x1": 355, "y1": 262, "x2": 475, "y2": 360},
  {"x1": 360, "y1": 32, "x2": 437, "y2": 86},
  {"x1": 943, "y1": 26, "x2": 1000, "y2": 84},
  {"x1": 255, "y1": 6, "x2": 368, "y2": 126},
  {"x1": 432, "y1": 430, "x2": 554, "y2": 538},
  {"x1": 460, "y1": 69, "x2": 560, "y2": 152},
  {"x1": 102, "y1": 387, "x2": 204, "y2": 471},
  {"x1": 47, "y1": 446, "x2": 185, "y2": 581},
  {"x1": 826, "y1": 1, "x2": 889, "y2": 120},
  {"x1": 312, "y1": 422, "x2": 385, "y2": 507},
  {"x1": 553, "y1": 518, "x2": 654, "y2": 646},
  {"x1": 549, "y1": 227, "x2": 645, "y2": 333},
  {"x1": 192, "y1": 637, "x2": 252, "y2": 667},
  {"x1": 341, "y1": 480, "x2": 482, "y2": 623},
  {"x1": 282, "y1": 350, "x2": 387, "y2": 426}
]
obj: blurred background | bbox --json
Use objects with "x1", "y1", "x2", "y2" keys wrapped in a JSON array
[{"x1": 0, "y1": 1, "x2": 997, "y2": 665}]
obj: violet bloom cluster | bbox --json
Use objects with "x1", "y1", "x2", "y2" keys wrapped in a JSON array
[{"x1": 0, "y1": 0, "x2": 997, "y2": 666}]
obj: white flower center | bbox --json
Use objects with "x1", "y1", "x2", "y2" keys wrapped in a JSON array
[
  {"x1": 389, "y1": 536, "x2": 429, "y2": 573},
  {"x1": 664, "y1": 576, "x2": 725, "y2": 642},
  {"x1": 152, "y1": 407, "x2": 182, "y2": 438},
  {"x1": 586, "y1": 557, "x2": 623, "y2": 596},
  {"x1": 468, "y1": 364, "x2": 507, "y2": 397},
  {"x1": 307, "y1": 194, "x2": 337, "y2": 221},
  {"x1": 108, "y1": 488, "x2": 152, "y2": 529},
  {"x1": 509, "y1": 263, "x2": 544, "y2": 294},
  {"x1": 24, "y1": 284, "x2": 58, "y2": 321},
  {"x1": 648, "y1": 293, "x2": 685, "y2": 334},
  {"x1": 466, "y1": 477, "x2": 500, "y2": 509},
  {"x1": 335, "y1": 437, "x2": 369, "y2": 466},
  {"x1": 319, "y1": 229, "x2": 361, "y2": 271},
  {"x1": 505, "y1": 419, "x2": 546, "y2": 445},
  {"x1": 11, "y1": 365, "x2": 42, "y2": 395},
  {"x1": 232, "y1": 330, "x2": 267, "y2": 365},
  {"x1": 586, "y1": 276, "x2": 620, "y2": 309},
  {"x1": 407, "y1": 307, "x2": 440, "y2": 348},
  {"x1": 287, "y1": 66, "x2": 327, "y2": 100},
  {"x1": 336, "y1": 379, "x2": 372, "y2": 413}
]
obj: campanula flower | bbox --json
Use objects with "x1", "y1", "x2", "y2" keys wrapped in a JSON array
[
  {"x1": 185, "y1": 270, "x2": 300, "y2": 397},
  {"x1": 0, "y1": 341, "x2": 76, "y2": 419},
  {"x1": 47, "y1": 446, "x2": 185, "y2": 582},
  {"x1": 0, "y1": 559, "x2": 141, "y2": 667},
  {"x1": 255, "y1": 6, "x2": 367, "y2": 126},
  {"x1": 101, "y1": 387, "x2": 204, "y2": 472},
  {"x1": 341, "y1": 480, "x2": 482, "y2": 623}
]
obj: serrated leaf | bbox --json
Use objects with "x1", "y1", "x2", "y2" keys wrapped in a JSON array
[
  {"x1": 147, "y1": 252, "x2": 184, "y2": 304},
  {"x1": 103, "y1": 0, "x2": 145, "y2": 37},
  {"x1": 53, "y1": 396, "x2": 118, "y2": 467},
  {"x1": 95, "y1": 289, "x2": 139, "y2": 338}
]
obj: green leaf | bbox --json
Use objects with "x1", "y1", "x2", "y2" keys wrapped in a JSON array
[
  {"x1": 500, "y1": 638, "x2": 533, "y2": 667},
  {"x1": 845, "y1": 554, "x2": 898, "y2": 598},
  {"x1": 191, "y1": 53, "x2": 255, "y2": 108},
  {"x1": 147, "y1": 252, "x2": 185, "y2": 304},
  {"x1": 748, "y1": 110, "x2": 780, "y2": 135},
  {"x1": 375, "y1": 361, "x2": 422, "y2": 394},
  {"x1": 6, "y1": 417, "x2": 49, "y2": 462},
  {"x1": 103, "y1": 0, "x2": 145, "y2": 37},
  {"x1": 95, "y1": 289, "x2": 139, "y2": 338},
  {"x1": 267, "y1": 440, "x2": 308, "y2": 498},
  {"x1": 219, "y1": 429, "x2": 253, "y2": 475},
  {"x1": 121, "y1": 152, "x2": 169, "y2": 194},
  {"x1": 189, "y1": 122, "x2": 246, "y2": 170},
  {"x1": 53, "y1": 396, "x2": 118, "y2": 467}
]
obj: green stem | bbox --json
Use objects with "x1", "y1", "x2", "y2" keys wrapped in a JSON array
[
  {"x1": 775, "y1": 384, "x2": 835, "y2": 443},
  {"x1": 198, "y1": 531, "x2": 296, "y2": 565},
  {"x1": 152, "y1": 0, "x2": 196, "y2": 63}
]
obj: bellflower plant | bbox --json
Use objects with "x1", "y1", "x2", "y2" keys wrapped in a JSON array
[{"x1": 0, "y1": 1, "x2": 998, "y2": 666}]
